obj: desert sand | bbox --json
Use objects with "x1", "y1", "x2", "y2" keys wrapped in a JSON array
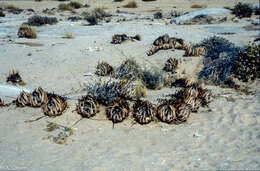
[{"x1": 0, "y1": 0, "x2": 260, "y2": 170}]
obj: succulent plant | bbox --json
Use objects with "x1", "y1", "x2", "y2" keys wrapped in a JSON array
[
  {"x1": 106, "y1": 98, "x2": 129, "y2": 125},
  {"x1": 133, "y1": 100, "x2": 155, "y2": 124},
  {"x1": 6, "y1": 70, "x2": 25, "y2": 85},
  {"x1": 76, "y1": 95, "x2": 99, "y2": 118},
  {"x1": 156, "y1": 100, "x2": 177, "y2": 123},
  {"x1": 163, "y1": 57, "x2": 178, "y2": 73},
  {"x1": 42, "y1": 93, "x2": 67, "y2": 117},
  {"x1": 95, "y1": 61, "x2": 113, "y2": 76}
]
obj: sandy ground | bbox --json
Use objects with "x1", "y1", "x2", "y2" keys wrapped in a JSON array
[{"x1": 0, "y1": 0, "x2": 260, "y2": 170}]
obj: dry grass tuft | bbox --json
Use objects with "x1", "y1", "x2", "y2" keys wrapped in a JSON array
[
  {"x1": 17, "y1": 24, "x2": 37, "y2": 39},
  {"x1": 190, "y1": 4, "x2": 207, "y2": 8},
  {"x1": 62, "y1": 32, "x2": 74, "y2": 39},
  {"x1": 59, "y1": 3, "x2": 75, "y2": 11},
  {"x1": 69, "y1": 1, "x2": 84, "y2": 9},
  {"x1": 123, "y1": 1, "x2": 137, "y2": 8},
  {"x1": 4, "y1": 4, "x2": 18, "y2": 9}
]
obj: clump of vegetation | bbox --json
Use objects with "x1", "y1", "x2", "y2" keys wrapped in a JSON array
[
  {"x1": 69, "y1": 2, "x2": 84, "y2": 9},
  {"x1": 0, "y1": 10, "x2": 5, "y2": 17},
  {"x1": 62, "y1": 32, "x2": 74, "y2": 39},
  {"x1": 112, "y1": 59, "x2": 164, "y2": 90},
  {"x1": 3, "y1": 4, "x2": 18, "y2": 9},
  {"x1": 114, "y1": 0, "x2": 125, "y2": 2},
  {"x1": 112, "y1": 59, "x2": 142, "y2": 81},
  {"x1": 85, "y1": 16, "x2": 98, "y2": 25},
  {"x1": 141, "y1": 68, "x2": 164, "y2": 90},
  {"x1": 154, "y1": 11, "x2": 163, "y2": 19},
  {"x1": 82, "y1": 8, "x2": 111, "y2": 25},
  {"x1": 35, "y1": 0, "x2": 43, "y2": 2},
  {"x1": 84, "y1": 79, "x2": 135, "y2": 105},
  {"x1": 1, "y1": 4, "x2": 24, "y2": 14},
  {"x1": 59, "y1": 3, "x2": 75, "y2": 11},
  {"x1": 197, "y1": 37, "x2": 240, "y2": 86},
  {"x1": 234, "y1": 44, "x2": 260, "y2": 82},
  {"x1": 17, "y1": 24, "x2": 37, "y2": 39},
  {"x1": 190, "y1": 4, "x2": 207, "y2": 8},
  {"x1": 27, "y1": 15, "x2": 58, "y2": 26},
  {"x1": 196, "y1": 36, "x2": 237, "y2": 60},
  {"x1": 123, "y1": 1, "x2": 137, "y2": 8},
  {"x1": 59, "y1": 1, "x2": 84, "y2": 11},
  {"x1": 254, "y1": 7, "x2": 260, "y2": 15},
  {"x1": 232, "y1": 2, "x2": 253, "y2": 18}
]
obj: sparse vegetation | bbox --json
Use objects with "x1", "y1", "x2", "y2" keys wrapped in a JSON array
[
  {"x1": 123, "y1": 1, "x2": 137, "y2": 8},
  {"x1": 59, "y1": 3, "x2": 75, "y2": 11},
  {"x1": 62, "y1": 32, "x2": 74, "y2": 39},
  {"x1": 82, "y1": 8, "x2": 111, "y2": 25},
  {"x1": 0, "y1": 11, "x2": 5, "y2": 17},
  {"x1": 142, "y1": 0, "x2": 157, "y2": 1},
  {"x1": 59, "y1": 1, "x2": 84, "y2": 11},
  {"x1": 3, "y1": 4, "x2": 18, "y2": 9},
  {"x1": 27, "y1": 15, "x2": 58, "y2": 26},
  {"x1": 232, "y1": 2, "x2": 253, "y2": 18},
  {"x1": 69, "y1": 2, "x2": 84, "y2": 9},
  {"x1": 17, "y1": 24, "x2": 37, "y2": 39},
  {"x1": 190, "y1": 4, "x2": 207, "y2": 8}
]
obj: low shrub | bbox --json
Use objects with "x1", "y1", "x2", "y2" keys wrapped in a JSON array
[
  {"x1": 82, "y1": 8, "x2": 111, "y2": 25},
  {"x1": 232, "y1": 2, "x2": 253, "y2": 18},
  {"x1": 141, "y1": 68, "x2": 164, "y2": 90},
  {"x1": 0, "y1": 11, "x2": 5, "y2": 17},
  {"x1": 154, "y1": 11, "x2": 163, "y2": 19},
  {"x1": 195, "y1": 36, "x2": 237, "y2": 60},
  {"x1": 27, "y1": 15, "x2": 58, "y2": 26},
  {"x1": 112, "y1": 59, "x2": 142, "y2": 81}
]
